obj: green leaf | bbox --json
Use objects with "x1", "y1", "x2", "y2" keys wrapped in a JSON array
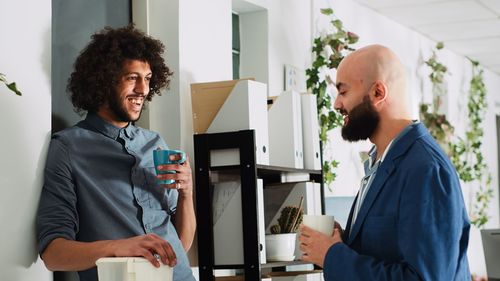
[
  {"x1": 321, "y1": 8, "x2": 333, "y2": 16},
  {"x1": 347, "y1": 31, "x2": 359, "y2": 44},
  {"x1": 1, "y1": 74, "x2": 22, "y2": 96},
  {"x1": 6, "y1": 82, "x2": 22, "y2": 96},
  {"x1": 307, "y1": 7, "x2": 359, "y2": 191},
  {"x1": 331, "y1": 19, "x2": 342, "y2": 30}
]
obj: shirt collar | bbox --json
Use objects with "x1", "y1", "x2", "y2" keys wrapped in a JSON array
[
  {"x1": 85, "y1": 113, "x2": 136, "y2": 140},
  {"x1": 367, "y1": 120, "x2": 419, "y2": 167}
]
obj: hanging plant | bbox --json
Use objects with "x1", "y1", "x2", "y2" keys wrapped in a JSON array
[
  {"x1": 305, "y1": 8, "x2": 358, "y2": 187},
  {"x1": 419, "y1": 42, "x2": 454, "y2": 153},
  {"x1": 0, "y1": 73, "x2": 22, "y2": 96},
  {"x1": 449, "y1": 60, "x2": 493, "y2": 228}
]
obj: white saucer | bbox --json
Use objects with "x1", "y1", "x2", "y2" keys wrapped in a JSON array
[{"x1": 266, "y1": 255, "x2": 295, "y2": 262}]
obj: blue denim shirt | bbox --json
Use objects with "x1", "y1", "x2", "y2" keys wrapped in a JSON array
[{"x1": 36, "y1": 113, "x2": 195, "y2": 281}]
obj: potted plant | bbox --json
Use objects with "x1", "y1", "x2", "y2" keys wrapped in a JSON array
[{"x1": 265, "y1": 197, "x2": 303, "y2": 261}]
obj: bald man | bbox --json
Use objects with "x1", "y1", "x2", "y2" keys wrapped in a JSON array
[{"x1": 299, "y1": 45, "x2": 471, "y2": 280}]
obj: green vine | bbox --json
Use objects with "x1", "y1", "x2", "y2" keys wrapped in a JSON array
[
  {"x1": 420, "y1": 44, "x2": 492, "y2": 228},
  {"x1": 419, "y1": 42, "x2": 454, "y2": 152},
  {"x1": 426, "y1": 42, "x2": 447, "y2": 112},
  {"x1": 0, "y1": 73, "x2": 22, "y2": 96},
  {"x1": 449, "y1": 60, "x2": 493, "y2": 228},
  {"x1": 306, "y1": 8, "x2": 358, "y2": 187}
]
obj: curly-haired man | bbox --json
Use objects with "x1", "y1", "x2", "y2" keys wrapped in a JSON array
[{"x1": 36, "y1": 24, "x2": 196, "y2": 281}]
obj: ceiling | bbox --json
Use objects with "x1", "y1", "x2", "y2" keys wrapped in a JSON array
[{"x1": 353, "y1": 0, "x2": 500, "y2": 75}]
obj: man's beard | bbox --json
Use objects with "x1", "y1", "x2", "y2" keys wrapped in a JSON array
[
  {"x1": 108, "y1": 94, "x2": 143, "y2": 123},
  {"x1": 341, "y1": 95, "x2": 380, "y2": 142}
]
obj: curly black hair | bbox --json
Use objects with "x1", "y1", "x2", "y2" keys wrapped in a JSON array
[{"x1": 68, "y1": 24, "x2": 172, "y2": 114}]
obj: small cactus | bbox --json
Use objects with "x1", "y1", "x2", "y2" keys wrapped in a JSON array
[
  {"x1": 270, "y1": 197, "x2": 304, "y2": 233},
  {"x1": 270, "y1": 224, "x2": 281, "y2": 234}
]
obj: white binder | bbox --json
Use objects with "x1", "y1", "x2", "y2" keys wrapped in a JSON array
[
  {"x1": 301, "y1": 93, "x2": 322, "y2": 170},
  {"x1": 207, "y1": 80, "x2": 269, "y2": 165},
  {"x1": 213, "y1": 181, "x2": 243, "y2": 265},
  {"x1": 257, "y1": 179, "x2": 267, "y2": 263},
  {"x1": 212, "y1": 180, "x2": 266, "y2": 265},
  {"x1": 268, "y1": 90, "x2": 303, "y2": 168}
]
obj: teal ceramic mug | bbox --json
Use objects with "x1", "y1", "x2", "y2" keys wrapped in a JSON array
[{"x1": 153, "y1": 149, "x2": 186, "y2": 184}]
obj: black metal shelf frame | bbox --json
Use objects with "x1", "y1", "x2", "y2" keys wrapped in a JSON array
[{"x1": 194, "y1": 130, "x2": 324, "y2": 281}]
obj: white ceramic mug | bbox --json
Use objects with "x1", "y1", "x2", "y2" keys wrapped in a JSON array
[{"x1": 302, "y1": 214, "x2": 335, "y2": 236}]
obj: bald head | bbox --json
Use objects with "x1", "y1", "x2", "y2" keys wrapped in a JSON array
[{"x1": 336, "y1": 44, "x2": 410, "y2": 119}]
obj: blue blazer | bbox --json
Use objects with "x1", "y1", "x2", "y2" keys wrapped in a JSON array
[{"x1": 323, "y1": 123, "x2": 471, "y2": 281}]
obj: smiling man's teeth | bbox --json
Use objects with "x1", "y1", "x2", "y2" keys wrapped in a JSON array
[
  {"x1": 128, "y1": 96, "x2": 144, "y2": 105},
  {"x1": 343, "y1": 114, "x2": 349, "y2": 125}
]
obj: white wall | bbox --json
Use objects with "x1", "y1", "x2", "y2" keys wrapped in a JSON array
[
  {"x1": 0, "y1": 1, "x2": 52, "y2": 281},
  {"x1": 267, "y1": 0, "x2": 311, "y2": 97},
  {"x1": 239, "y1": 9, "x2": 269, "y2": 87},
  {"x1": 133, "y1": 0, "x2": 182, "y2": 150},
  {"x1": 316, "y1": 0, "x2": 500, "y2": 276}
]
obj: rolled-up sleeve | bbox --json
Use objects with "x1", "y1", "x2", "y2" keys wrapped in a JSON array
[{"x1": 36, "y1": 136, "x2": 79, "y2": 256}]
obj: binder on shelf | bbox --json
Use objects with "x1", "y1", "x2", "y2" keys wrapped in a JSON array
[
  {"x1": 268, "y1": 90, "x2": 303, "y2": 168},
  {"x1": 212, "y1": 180, "x2": 266, "y2": 265},
  {"x1": 205, "y1": 80, "x2": 269, "y2": 166},
  {"x1": 213, "y1": 181, "x2": 243, "y2": 265},
  {"x1": 191, "y1": 78, "x2": 253, "y2": 134},
  {"x1": 301, "y1": 93, "x2": 322, "y2": 170},
  {"x1": 257, "y1": 179, "x2": 267, "y2": 263}
]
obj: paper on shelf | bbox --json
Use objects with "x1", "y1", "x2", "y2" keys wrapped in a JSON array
[{"x1": 212, "y1": 181, "x2": 240, "y2": 225}]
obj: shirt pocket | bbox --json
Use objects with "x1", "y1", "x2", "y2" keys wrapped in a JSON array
[{"x1": 143, "y1": 167, "x2": 169, "y2": 211}]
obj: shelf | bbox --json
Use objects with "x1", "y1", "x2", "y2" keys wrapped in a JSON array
[
  {"x1": 261, "y1": 260, "x2": 312, "y2": 269},
  {"x1": 212, "y1": 260, "x2": 313, "y2": 270},
  {"x1": 209, "y1": 164, "x2": 322, "y2": 185},
  {"x1": 257, "y1": 165, "x2": 321, "y2": 174},
  {"x1": 210, "y1": 165, "x2": 241, "y2": 171},
  {"x1": 266, "y1": 269, "x2": 323, "y2": 276},
  {"x1": 210, "y1": 164, "x2": 321, "y2": 174},
  {"x1": 257, "y1": 165, "x2": 322, "y2": 184},
  {"x1": 194, "y1": 130, "x2": 324, "y2": 281}
]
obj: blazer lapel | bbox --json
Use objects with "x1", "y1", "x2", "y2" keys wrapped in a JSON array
[
  {"x1": 343, "y1": 195, "x2": 357, "y2": 242},
  {"x1": 346, "y1": 123, "x2": 427, "y2": 244},
  {"x1": 347, "y1": 161, "x2": 395, "y2": 244}
]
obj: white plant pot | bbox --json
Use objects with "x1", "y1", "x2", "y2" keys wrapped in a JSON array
[{"x1": 265, "y1": 233, "x2": 297, "y2": 262}]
